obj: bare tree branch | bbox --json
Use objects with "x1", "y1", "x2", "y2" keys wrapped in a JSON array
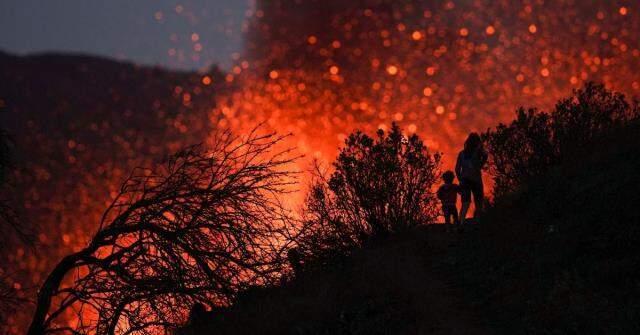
[{"x1": 28, "y1": 127, "x2": 299, "y2": 335}]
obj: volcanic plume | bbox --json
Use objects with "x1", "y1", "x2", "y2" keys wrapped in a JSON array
[{"x1": 217, "y1": 0, "x2": 640, "y2": 166}]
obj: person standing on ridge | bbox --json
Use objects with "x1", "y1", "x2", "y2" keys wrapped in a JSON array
[
  {"x1": 437, "y1": 170, "x2": 460, "y2": 227},
  {"x1": 455, "y1": 133, "x2": 488, "y2": 224}
]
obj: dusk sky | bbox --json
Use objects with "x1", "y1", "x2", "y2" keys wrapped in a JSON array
[{"x1": 0, "y1": 0, "x2": 251, "y2": 70}]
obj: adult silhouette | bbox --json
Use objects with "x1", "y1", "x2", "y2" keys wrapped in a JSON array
[{"x1": 455, "y1": 133, "x2": 487, "y2": 224}]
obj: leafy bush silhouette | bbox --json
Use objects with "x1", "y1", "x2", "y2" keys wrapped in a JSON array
[
  {"x1": 458, "y1": 84, "x2": 640, "y2": 334},
  {"x1": 297, "y1": 123, "x2": 440, "y2": 261},
  {"x1": 484, "y1": 82, "x2": 639, "y2": 199}
]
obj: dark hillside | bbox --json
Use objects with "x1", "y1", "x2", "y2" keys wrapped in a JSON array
[
  {"x1": 450, "y1": 120, "x2": 640, "y2": 334},
  {"x1": 180, "y1": 91, "x2": 640, "y2": 334},
  {"x1": 181, "y1": 226, "x2": 490, "y2": 335}
]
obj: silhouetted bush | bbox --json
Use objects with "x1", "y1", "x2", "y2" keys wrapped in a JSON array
[
  {"x1": 454, "y1": 85, "x2": 640, "y2": 334},
  {"x1": 297, "y1": 123, "x2": 440, "y2": 262},
  {"x1": 484, "y1": 82, "x2": 639, "y2": 198}
]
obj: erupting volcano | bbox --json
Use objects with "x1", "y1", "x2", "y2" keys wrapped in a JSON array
[
  {"x1": 1, "y1": 0, "x2": 640, "y2": 333},
  {"x1": 219, "y1": 0, "x2": 640, "y2": 165}
]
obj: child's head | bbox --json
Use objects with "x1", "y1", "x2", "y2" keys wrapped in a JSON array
[{"x1": 442, "y1": 170, "x2": 455, "y2": 184}]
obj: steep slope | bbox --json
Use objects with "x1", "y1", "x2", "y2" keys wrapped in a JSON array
[
  {"x1": 182, "y1": 226, "x2": 490, "y2": 335},
  {"x1": 450, "y1": 120, "x2": 640, "y2": 334},
  {"x1": 181, "y1": 121, "x2": 640, "y2": 334}
]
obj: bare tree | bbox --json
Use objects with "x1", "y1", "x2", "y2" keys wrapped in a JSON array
[{"x1": 27, "y1": 128, "x2": 298, "y2": 335}]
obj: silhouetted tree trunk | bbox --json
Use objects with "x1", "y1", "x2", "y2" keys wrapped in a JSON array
[{"x1": 27, "y1": 128, "x2": 298, "y2": 335}]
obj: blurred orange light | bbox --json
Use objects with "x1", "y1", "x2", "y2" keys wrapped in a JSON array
[
  {"x1": 425, "y1": 66, "x2": 436, "y2": 76},
  {"x1": 201, "y1": 76, "x2": 212, "y2": 85},
  {"x1": 541, "y1": 68, "x2": 550, "y2": 77}
]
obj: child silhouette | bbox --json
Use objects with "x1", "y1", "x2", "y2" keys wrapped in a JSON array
[{"x1": 437, "y1": 170, "x2": 460, "y2": 226}]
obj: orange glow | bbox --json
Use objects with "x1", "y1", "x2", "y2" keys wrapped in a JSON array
[
  {"x1": 425, "y1": 66, "x2": 436, "y2": 76},
  {"x1": 541, "y1": 68, "x2": 550, "y2": 77},
  {"x1": 9, "y1": 1, "x2": 640, "y2": 333}
]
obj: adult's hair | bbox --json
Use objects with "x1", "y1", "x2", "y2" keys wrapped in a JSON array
[{"x1": 463, "y1": 133, "x2": 482, "y2": 154}]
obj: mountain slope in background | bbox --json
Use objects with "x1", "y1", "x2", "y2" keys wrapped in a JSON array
[{"x1": 0, "y1": 51, "x2": 224, "y2": 330}]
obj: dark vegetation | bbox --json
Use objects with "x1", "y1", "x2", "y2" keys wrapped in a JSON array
[
  {"x1": 296, "y1": 124, "x2": 440, "y2": 265},
  {"x1": 27, "y1": 129, "x2": 299, "y2": 335},
  {"x1": 179, "y1": 83, "x2": 640, "y2": 334},
  {"x1": 453, "y1": 83, "x2": 640, "y2": 333},
  {"x1": 0, "y1": 102, "x2": 29, "y2": 328},
  {"x1": 26, "y1": 120, "x2": 443, "y2": 334}
]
